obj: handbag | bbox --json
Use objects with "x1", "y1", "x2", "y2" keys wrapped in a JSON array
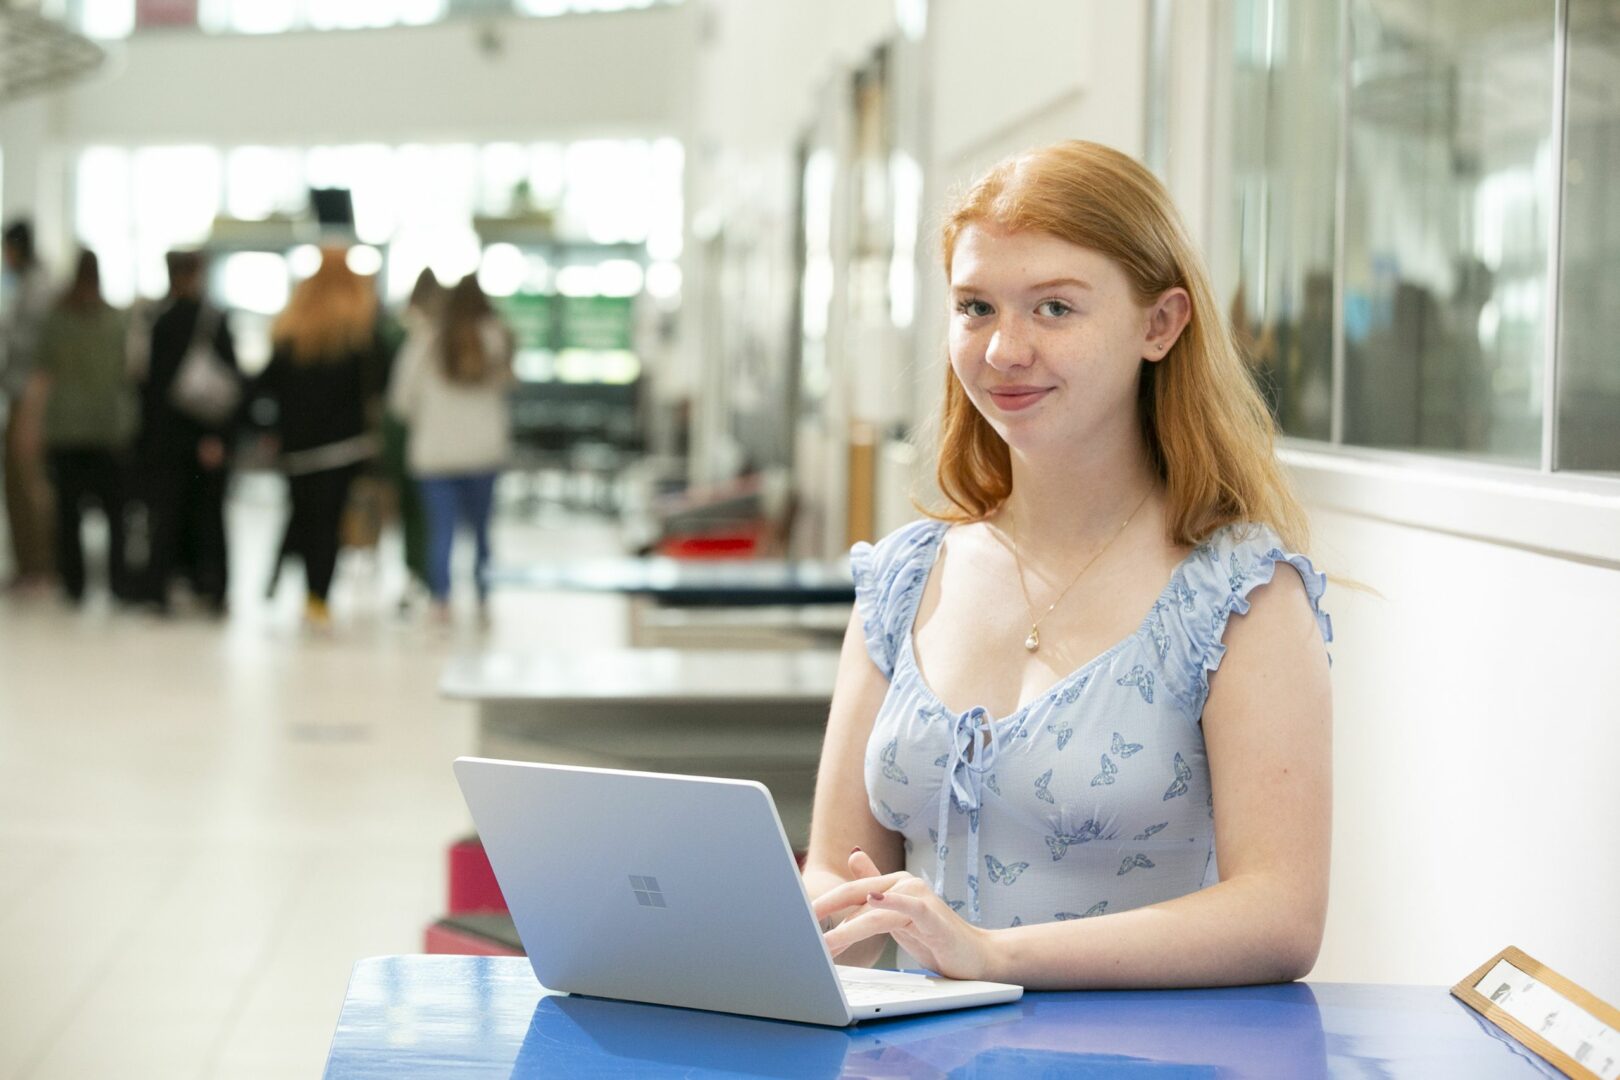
[{"x1": 169, "y1": 303, "x2": 242, "y2": 426}]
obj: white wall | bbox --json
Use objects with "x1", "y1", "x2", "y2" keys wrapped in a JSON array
[
  {"x1": 929, "y1": 0, "x2": 1147, "y2": 176},
  {"x1": 1303, "y1": 506, "x2": 1620, "y2": 1004}
]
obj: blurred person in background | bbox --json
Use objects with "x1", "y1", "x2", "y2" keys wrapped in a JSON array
[
  {"x1": 136, "y1": 250, "x2": 243, "y2": 615},
  {"x1": 29, "y1": 250, "x2": 135, "y2": 604},
  {"x1": 254, "y1": 247, "x2": 383, "y2": 630},
  {"x1": 379, "y1": 268, "x2": 442, "y2": 613},
  {"x1": 388, "y1": 274, "x2": 512, "y2": 625},
  {"x1": 2, "y1": 219, "x2": 57, "y2": 592}
]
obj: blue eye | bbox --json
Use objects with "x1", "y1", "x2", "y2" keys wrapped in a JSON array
[
  {"x1": 1037, "y1": 300, "x2": 1072, "y2": 317},
  {"x1": 955, "y1": 298, "x2": 992, "y2": 318}
]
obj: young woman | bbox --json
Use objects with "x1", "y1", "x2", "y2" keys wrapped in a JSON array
[
  {"x1": 803, "y1": 141, "x2": 1334, "y2": 990},
  {"x1": 387, "y1": 274, "x2": 513, "y2": 624},
  {"x1": 255, "y1": 248, "x2": 383, "y2": 627}
]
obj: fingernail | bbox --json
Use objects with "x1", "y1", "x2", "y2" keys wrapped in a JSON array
[
  {"x1": 850, "y1": 846, "x2": 863, "y2": 855},
  {"x1": 868, "y1": 892, "x2": 885, "y2": 903}
]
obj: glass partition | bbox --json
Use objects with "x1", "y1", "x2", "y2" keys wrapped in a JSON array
[
  {"x1": 1555, "y1": 0, "x2": 1620, "y2": 474},
  {"x1": 1215, "y1": 0, "x2": 1617, "y2": 474},
  {"x1": 1226, "y1": 0, "x2": 1340, "y2": 441},
  {"x1": 1342, "y1": 0, "x2": 1555, "y2": 463}
]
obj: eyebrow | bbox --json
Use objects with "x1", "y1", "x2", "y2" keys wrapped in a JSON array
[{"x1": 951, "y1": 277, "x2": 1093, "y2": 293}]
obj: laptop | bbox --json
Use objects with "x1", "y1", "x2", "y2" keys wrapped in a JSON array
[{"x1": 452, "y1": 757, "x2": 1024, "y2": 1026}]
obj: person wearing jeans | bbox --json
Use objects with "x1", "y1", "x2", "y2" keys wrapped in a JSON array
[
  {"x1": 387, "y1": 275, "x2": 512, "y2": 622},
  {"x1": 418, "y1": 472, "x2": 497, "y2": 606}
]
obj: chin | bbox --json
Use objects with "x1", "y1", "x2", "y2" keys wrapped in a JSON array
[{"x1": 983, "y1": 416, "x2": 1059, "y2": 457}]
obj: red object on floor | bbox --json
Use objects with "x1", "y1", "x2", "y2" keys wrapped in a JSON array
[
  {"x1": 654, "y1": 531, "x2": 761, "y2": 558},
  {"x1": 423, "y1": 918, "x2": 523, "y2": 957},
  {"x1": 448, "y1": 838, "x2": 508, "y2": 914}
]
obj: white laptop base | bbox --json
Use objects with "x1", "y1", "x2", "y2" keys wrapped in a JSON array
[{"x1": 453, "y1": 757, "x2": 1023, "y2": 1026}]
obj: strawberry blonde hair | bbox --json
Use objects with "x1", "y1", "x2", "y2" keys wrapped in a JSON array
[
  {"x1": 272, "y1": 246, "x2": 378, "y2": 363},
  {"x1": 932, "y1": 140, "x2": 1308, "y2": 552}
]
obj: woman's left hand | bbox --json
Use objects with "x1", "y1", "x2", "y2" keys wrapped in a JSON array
[{"x1": 812, "y1": 852, "x2": 996, "y2": 981}]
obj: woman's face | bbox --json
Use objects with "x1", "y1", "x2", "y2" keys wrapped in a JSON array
[{"x1": 948, "y1": 222, "x2": 1184, "y2": 460}]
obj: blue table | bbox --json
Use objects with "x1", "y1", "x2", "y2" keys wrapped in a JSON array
[{"x1": 323, "y1": 956, "x2": 1559, "y2": 1078}]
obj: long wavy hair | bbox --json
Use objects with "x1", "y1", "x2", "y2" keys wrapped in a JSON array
[
  {"x1": 272, "y1": 247, "x2": 377, "y2": 363},
  {"x1": 931, "y1": 140, "x2": 1308, "y2": 553},
  {"x1": 438, "y1": 275, "x2": 500, "y2": 385}
]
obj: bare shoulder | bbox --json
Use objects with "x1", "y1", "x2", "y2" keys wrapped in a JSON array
[
  {"x1": 1237, "y1": 561, "x2": 1324, "y2": 642},
  {"x1": 1214, "y1": 561, "x2": 1331, "y2": 693}
]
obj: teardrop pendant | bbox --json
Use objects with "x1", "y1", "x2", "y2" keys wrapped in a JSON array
[{"x1": 1024, "y1": 627, "x2": 1040, "y2": 652}]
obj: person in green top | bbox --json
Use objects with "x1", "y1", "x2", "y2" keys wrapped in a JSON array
[{"x1": 29, "y1": 250, "x2": 135, "y2": 603}]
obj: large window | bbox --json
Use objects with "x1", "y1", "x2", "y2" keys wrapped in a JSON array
[
  {"x1": 1221, "y1": 0, "x2": 1614, "y2": 477},
  {"x1": 74, "y1": 138, "x2": 683, "y2": 380}
]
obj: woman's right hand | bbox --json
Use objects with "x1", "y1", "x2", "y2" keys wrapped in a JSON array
[{"x1": 811, "y1": 848, "x2": 891, "y2": 968}]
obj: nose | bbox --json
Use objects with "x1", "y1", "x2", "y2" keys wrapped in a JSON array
[{"x1": 984, "y1": 316, "x2": 1034, "y2": 371}]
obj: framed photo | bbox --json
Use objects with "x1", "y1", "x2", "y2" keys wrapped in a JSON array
[{"x1": 1452, "y1": 946, "x2": 1620, "y2": 1080}]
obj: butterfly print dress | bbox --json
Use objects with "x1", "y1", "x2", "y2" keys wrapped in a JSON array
[{"x1": 852, "y1": 519, "x2": 1332, "y2": 929}]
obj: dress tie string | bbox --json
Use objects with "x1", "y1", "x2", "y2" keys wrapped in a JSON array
[{"x1": 933, "y1": 705, "x2": 1000, "y2": 924}]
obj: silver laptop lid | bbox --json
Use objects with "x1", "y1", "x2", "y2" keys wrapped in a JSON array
[{"x1": 453, "y1": 757, "x2": 851, "y2": 1026}]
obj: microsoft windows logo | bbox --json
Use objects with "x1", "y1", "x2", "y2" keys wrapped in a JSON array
[{"x1": 629, "y1": 875, "x2": 666, "y2": 908}]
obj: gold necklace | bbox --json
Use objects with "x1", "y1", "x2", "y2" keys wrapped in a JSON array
[{"x1": 1008, "y1": 489, "x2": 1153, "y2": 653}]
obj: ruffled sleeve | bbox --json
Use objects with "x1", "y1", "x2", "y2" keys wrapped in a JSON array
[
  {"x1": 849, "y1": 519, "x2": 947, "y2": 680},
  {"x1": 1156, "y1": 523, "x2": 1334, "y2": 713}
]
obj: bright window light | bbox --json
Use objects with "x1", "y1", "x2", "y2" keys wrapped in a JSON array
[
  {"x1": 75, "y1": 147, "x2": 135, "y2": 306},
  {"x1": 555, "y1": 265, "x2": 600, "y2": 298},
  {"x1": 73, "y1": 135, "x2": 683, "y2": 310},
  {"x1": 398, "y1": 0, "x2": 448, "y2": 25},
  {"x1": 222, "y1": 0, "x2": 297, "y2": 34},
  {"x1": 478, "y1": 243, "x2": 528, "y2": 297},
  {"x1": 289, "y1": 244, "x2": 323, "y2": 279},
  {"x1": 194, "y1": 0, "x2": 670, "y2": 35},
  {"x1": 225, "y1": 146, "x2": 304, "y2": 221},
  {"x1": 596, "y1": 259, "x2": 644, "y2": 298},
  {"x1": 131, "y1": 146, "x2": 221, "y2": 298},
  {"x1": 81, "y1": 0, "x2": 135, "y2": 38},
  {"x1": 479, "y1": 144, "x2": 532, "y2": 217},
  {"x1": 895, "y1": 0, "x2": 927, "y2": 42},
  {"x1": 645, "y1": 260, "x2": 681, "y2": 300},
  {"x1": 527, "y1": 143, "x2": 567, "y2": 209},
  {"x1": 889, "y1": 151, "x2": 922, "y2": 329},
  {"x1": 220, "y1": 252, "x2": 291, "y2": 315},
  {"x1": 346, "y1": 245, "x2": 384, "y2": 276},
  {"x1": 427, "y1": 227, "x2": 482, "y2": 285}
]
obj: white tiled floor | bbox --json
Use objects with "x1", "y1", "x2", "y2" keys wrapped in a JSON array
[{"x1": 0, "y1": 477, "x2": 626, "y2": 1079}]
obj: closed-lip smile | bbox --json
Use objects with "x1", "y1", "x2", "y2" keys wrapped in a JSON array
[{"x1": 987, "y1": 385, "x2": 1052, "y2": 411}]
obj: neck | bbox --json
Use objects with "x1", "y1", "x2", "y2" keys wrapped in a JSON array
[{"x1": 999, "y1": 431, "x2": 1160, "y2": 553}]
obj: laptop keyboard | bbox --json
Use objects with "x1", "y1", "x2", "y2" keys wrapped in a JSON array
[{"x1": 837, "y1": 969, "x2": 956, "y2": 1004}]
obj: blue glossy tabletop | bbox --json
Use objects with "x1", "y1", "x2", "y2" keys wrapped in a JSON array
[{"x1": 323, "y1": 956, "x2": 1559, "y2": 1078}]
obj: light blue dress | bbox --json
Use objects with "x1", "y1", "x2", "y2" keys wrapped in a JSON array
[{"x1": 852, "y1": 519, "x2": 1332, "y2": 929}]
